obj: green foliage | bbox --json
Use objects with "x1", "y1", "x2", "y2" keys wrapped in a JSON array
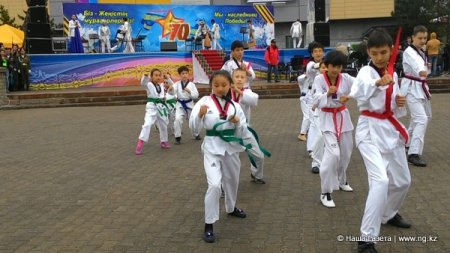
[
  {"x1": 0, "y1": 5, "x2": 19, "y2": 28},
  {"x1": 393, "y1": 0, "x2": 450, "y2": 40}
]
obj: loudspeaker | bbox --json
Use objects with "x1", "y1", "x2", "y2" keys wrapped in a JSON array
[
  {"x1": 27, "y1": 0, "x2": 47, "y2": 6},
  {"x1": 314, "y1": 22, "x2": 330, "y2": 47},
  {"x1": 26, "y1": 23, "x2": 51, "y2": 38},
  {"x1": 26, "y1": 38, "x2": 52, "y2": 54},
  {"x1": 28, "y1": 6, "x2": 48, "y2": 23},
  {"x1": 160, "y1": 42, "x2": 177, "y2": 51},
  {"x1": 315, "y1": 0, "x2": 326, "y2": 22},
  {"x1": 314, "y1": 35, "x2": 330, "y2": 47}
]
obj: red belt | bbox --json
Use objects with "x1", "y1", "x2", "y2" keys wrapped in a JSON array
[
  {"x1": 361, "y1": 110, "x2": 409, "y2": 144},
  {"x1": 403, "y1": 74, "x2": 431, "y2": 100},
  {"x1": 321, "y1": 105, "x2": 347, "y2": 142}
]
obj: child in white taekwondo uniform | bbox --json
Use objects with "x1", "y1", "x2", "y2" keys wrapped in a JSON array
[
  {"x1": 401, "y1": 25, "x2": 432, "y2": 167},
  {"x1": 298, "y1": 42, "x2": 324, "y2": 151},
  {"x1": 231, "y1": 68, "x2": 270, "y2": 184},
  {"x1": 309, "y1": 61, "x2": 328, "y2": 174},
  {"x1": 163, "y1": 76, "x2": 177, "y2": 138},
  {"x1": 168, "y1": 66, "x2": 200, "y2": 145},
  {"x1": 135, "y1": 69, "x2": 171, "y2": 155},
  {"x1": 313, "y1": 50, "x2": 355, "y2": 208},
  {"x1": 221, "y1": 40, "x2": 255, "y2": 90},
  {"x1": 190, "y1": 70, "x2": 249, "y2": 243},
  {"x1": 350, "y1": 29, "x2": 411, "y2": 253}
]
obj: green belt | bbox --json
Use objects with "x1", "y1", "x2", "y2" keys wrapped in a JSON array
[
  {"x1": 147, "y1": 97, "x2": 168, "y2": 117},
  {"x1": 206, "y1": 122, "x2": 252, "y2": 150},
  {"x1": 246, "y1": 126, "x2": 272, "y2": 168},
  {"x1": 165, "y1": 98, "x2": 177, "y2": 110}
]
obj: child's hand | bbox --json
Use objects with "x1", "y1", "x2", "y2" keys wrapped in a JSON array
[
  {"x1": 419, "y1": 70, "x2": 428, "y2": 77},
  {"x1": 327, "y1": 86, "x2": 337, "y2": 96},
  {"x1": 376, "y1": 74, "x2": 393, "y2": 87},
  {"x1": 184, "y1": 87, "x2": 191, "y2": 93},
  {"x1": 395, "y1": 95, "x2": 406, "y2": 107},
  {"x1": 311, "y1": 105, "x2": 317, "y2": 111},
  {"x1": 340, "y1": 96, "x2": 351, "y2": 103},
  {"x1": 228, "y1": 115, "x2": 240, "y2": 123},
  {"x1": 199, "y1": 105, "x2": 208, "y2": 118}
]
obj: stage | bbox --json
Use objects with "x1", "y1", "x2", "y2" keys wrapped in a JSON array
[{"x1": 29, "y1": 48, "x2": 314, "y2": 90}]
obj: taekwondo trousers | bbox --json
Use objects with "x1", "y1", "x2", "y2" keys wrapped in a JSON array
[
  {"x1": 358, "y1": 135, "x2": 411, "y2": 240},
  {"x1": 320, "y1": 131, "x2": 353, "y2": 194},
  {"x1": 406, "y1": 95, "x2": 432, "y2": 156},
  {"x1": 174, "y1": 107, "x2": 200, "y2": 138},
  {"x1": 293, "y1": 37, "x2": 302, "y2": 48},
  {"x1": 243, "y1": 128, "x2": 265, "y2": 180},
  {"x1": 138, "y1": 103, "x2": 169, "y2": 143},
  {"x1": 310, "y1": 112, "x2": 324, "y2": 169},
  {"x1": 204, "y1": 151, "x2": 241, "y2": 224},
  {"x1": 299, "y1": 96, "x2": 312, "y2": 136}
]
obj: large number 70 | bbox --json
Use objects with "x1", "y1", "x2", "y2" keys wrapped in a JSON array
[{"x1": 169, "y1": 23, "x2": 190, "y2": 41}]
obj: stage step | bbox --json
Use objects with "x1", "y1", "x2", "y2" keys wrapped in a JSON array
[{"x1": 3, "y1": 83, "x2": 301, "y2": 109}]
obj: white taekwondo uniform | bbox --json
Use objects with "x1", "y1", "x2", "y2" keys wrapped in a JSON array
[
  {"x1": 138, "y1": 76, "x2": 169, "y2": 143},
  {"x1": 221, "y1": 58, "x2": 255, "y2": 89},
  {"x1": 401, "y1": 45, "x2": 432, "y2": 156},
  {"x1": 313, "y1": 72, "x2": 354, "y2": 194},
  {"x1": 172, "y1": 79, "x2": 200, "y2": 138},
  {"x1": 189, "y1": 95, "x2": 247, "y2": 224},
  {"x1": 231, "y1": 88, "x2": 265, "y2": 180},
  {"x1": 350, "y1": 64, "x2": 411, "y2": 242},
  {"x1": 299, "y1": 61, "x2": 321, "y2": 152}
]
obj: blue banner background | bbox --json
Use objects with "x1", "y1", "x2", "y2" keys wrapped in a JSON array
[{"x1": 63, "y1": 3, "x2": 275, "y2": 52}]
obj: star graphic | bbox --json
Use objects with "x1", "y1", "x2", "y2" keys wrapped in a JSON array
[{"x1": 156, "y1": 9, "x2": 185, "y2": 38}]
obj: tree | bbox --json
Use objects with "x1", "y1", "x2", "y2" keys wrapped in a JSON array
[
  {"x1": 393, "y1": 0, "x2": 450, "y2": 39},
  {"x1": 0, "y1": 5, "x2": 19, "y2": 28}
]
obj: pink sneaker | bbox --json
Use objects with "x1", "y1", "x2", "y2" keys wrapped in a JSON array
[
  {"x1": 135, "y1": 139, "x2": 144, "y2": 155},
  {"x1": 160, "y1": 142, "x2": 171, "y2": 149}
]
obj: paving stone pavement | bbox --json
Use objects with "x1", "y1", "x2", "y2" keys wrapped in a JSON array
[{"x1": 0, "y1": 95, "x2": 449, "y2": 253}]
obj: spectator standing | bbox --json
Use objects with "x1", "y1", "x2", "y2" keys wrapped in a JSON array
[
  {"x1": 1, "y1": 49, "x2": 9, "y2": 91},
  {"x1": 19, "y1": 48, "x2": 30, "y2": 90},
  {"x1": 264, "y1": 39, "x2": 280, "y2": 83},
  {"x1": 426, "y1": 32, "x2": 441, "y2": 76}
]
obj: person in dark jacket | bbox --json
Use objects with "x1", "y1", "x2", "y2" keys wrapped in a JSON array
[{"x1": 264, "y1": 39, "x2": 280, "y2": 82}]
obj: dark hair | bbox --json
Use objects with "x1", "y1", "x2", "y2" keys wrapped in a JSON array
[
  {"x1": 177, "y1": 65, "x2": 189, "y2": 74},
  {"x1": 324, "y1": 50, "x2": 347, "y2": 67},
  {"x1": 231, "y1": 40, "x2": 244, "y2": 51},
  {"x1": 413, "y1": 25, "x2": 428, "y2": 36},
  {"x1": 308, "y1": 41, "x2": 324, "y2": 54},
  {"x1": 123, "y1": 17, "x2": 128, "y2": 22},
  {"x1": 150, "y1": 68, "x2": 161, "y2": 77},
  {"x1": 367, "y1": 29, "x2": 393, "y2": 49},
  {"x1": 209, "y1": 70, "x2": 233, "y2": 86},
  {"x1": 232, "y1": 68, "x2": 247, "y2": 76},
  {"x1": 211, "y1": 19, "x2": 215, "y2": 23}
]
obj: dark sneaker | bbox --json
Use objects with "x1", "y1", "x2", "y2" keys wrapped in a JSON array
[
  {"x1": 203, "y1": 231, "x2": 215, "y2": 243},
  {"x1": 357, "y1": 241, "x2": 378, "y2": 253},
  {"x1": 194, "y1": 135, "x2": 202, "y2": 140},
  {"x1": 275, "y1": 80, "x2": 280, "y2": 83},
  {"x1": 175, "y1": 137, "x2": 181, "y2": 145},
  {"x1": 387, "y1": 213, "x2": 411, "y2": 228},
  {"x1": 311, "y1": 166, "x2": 320, "y2": 174},
  {"x1": 408, "y1": 154, "x2": 427, "y2": 167},
  {"x1": 228, "y1": 207, "x2": 246, "y2": 218},
  {"x1": 250, "y1": 173, "x2": 266, "y2": 184}
]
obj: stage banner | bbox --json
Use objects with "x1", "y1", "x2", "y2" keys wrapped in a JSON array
[
  {"x1": 62, "y1": 3, "x2": 274, "y2": 51},
  {"x1": 29, "y1": 52, "x2": 192, "y2": 90}
]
